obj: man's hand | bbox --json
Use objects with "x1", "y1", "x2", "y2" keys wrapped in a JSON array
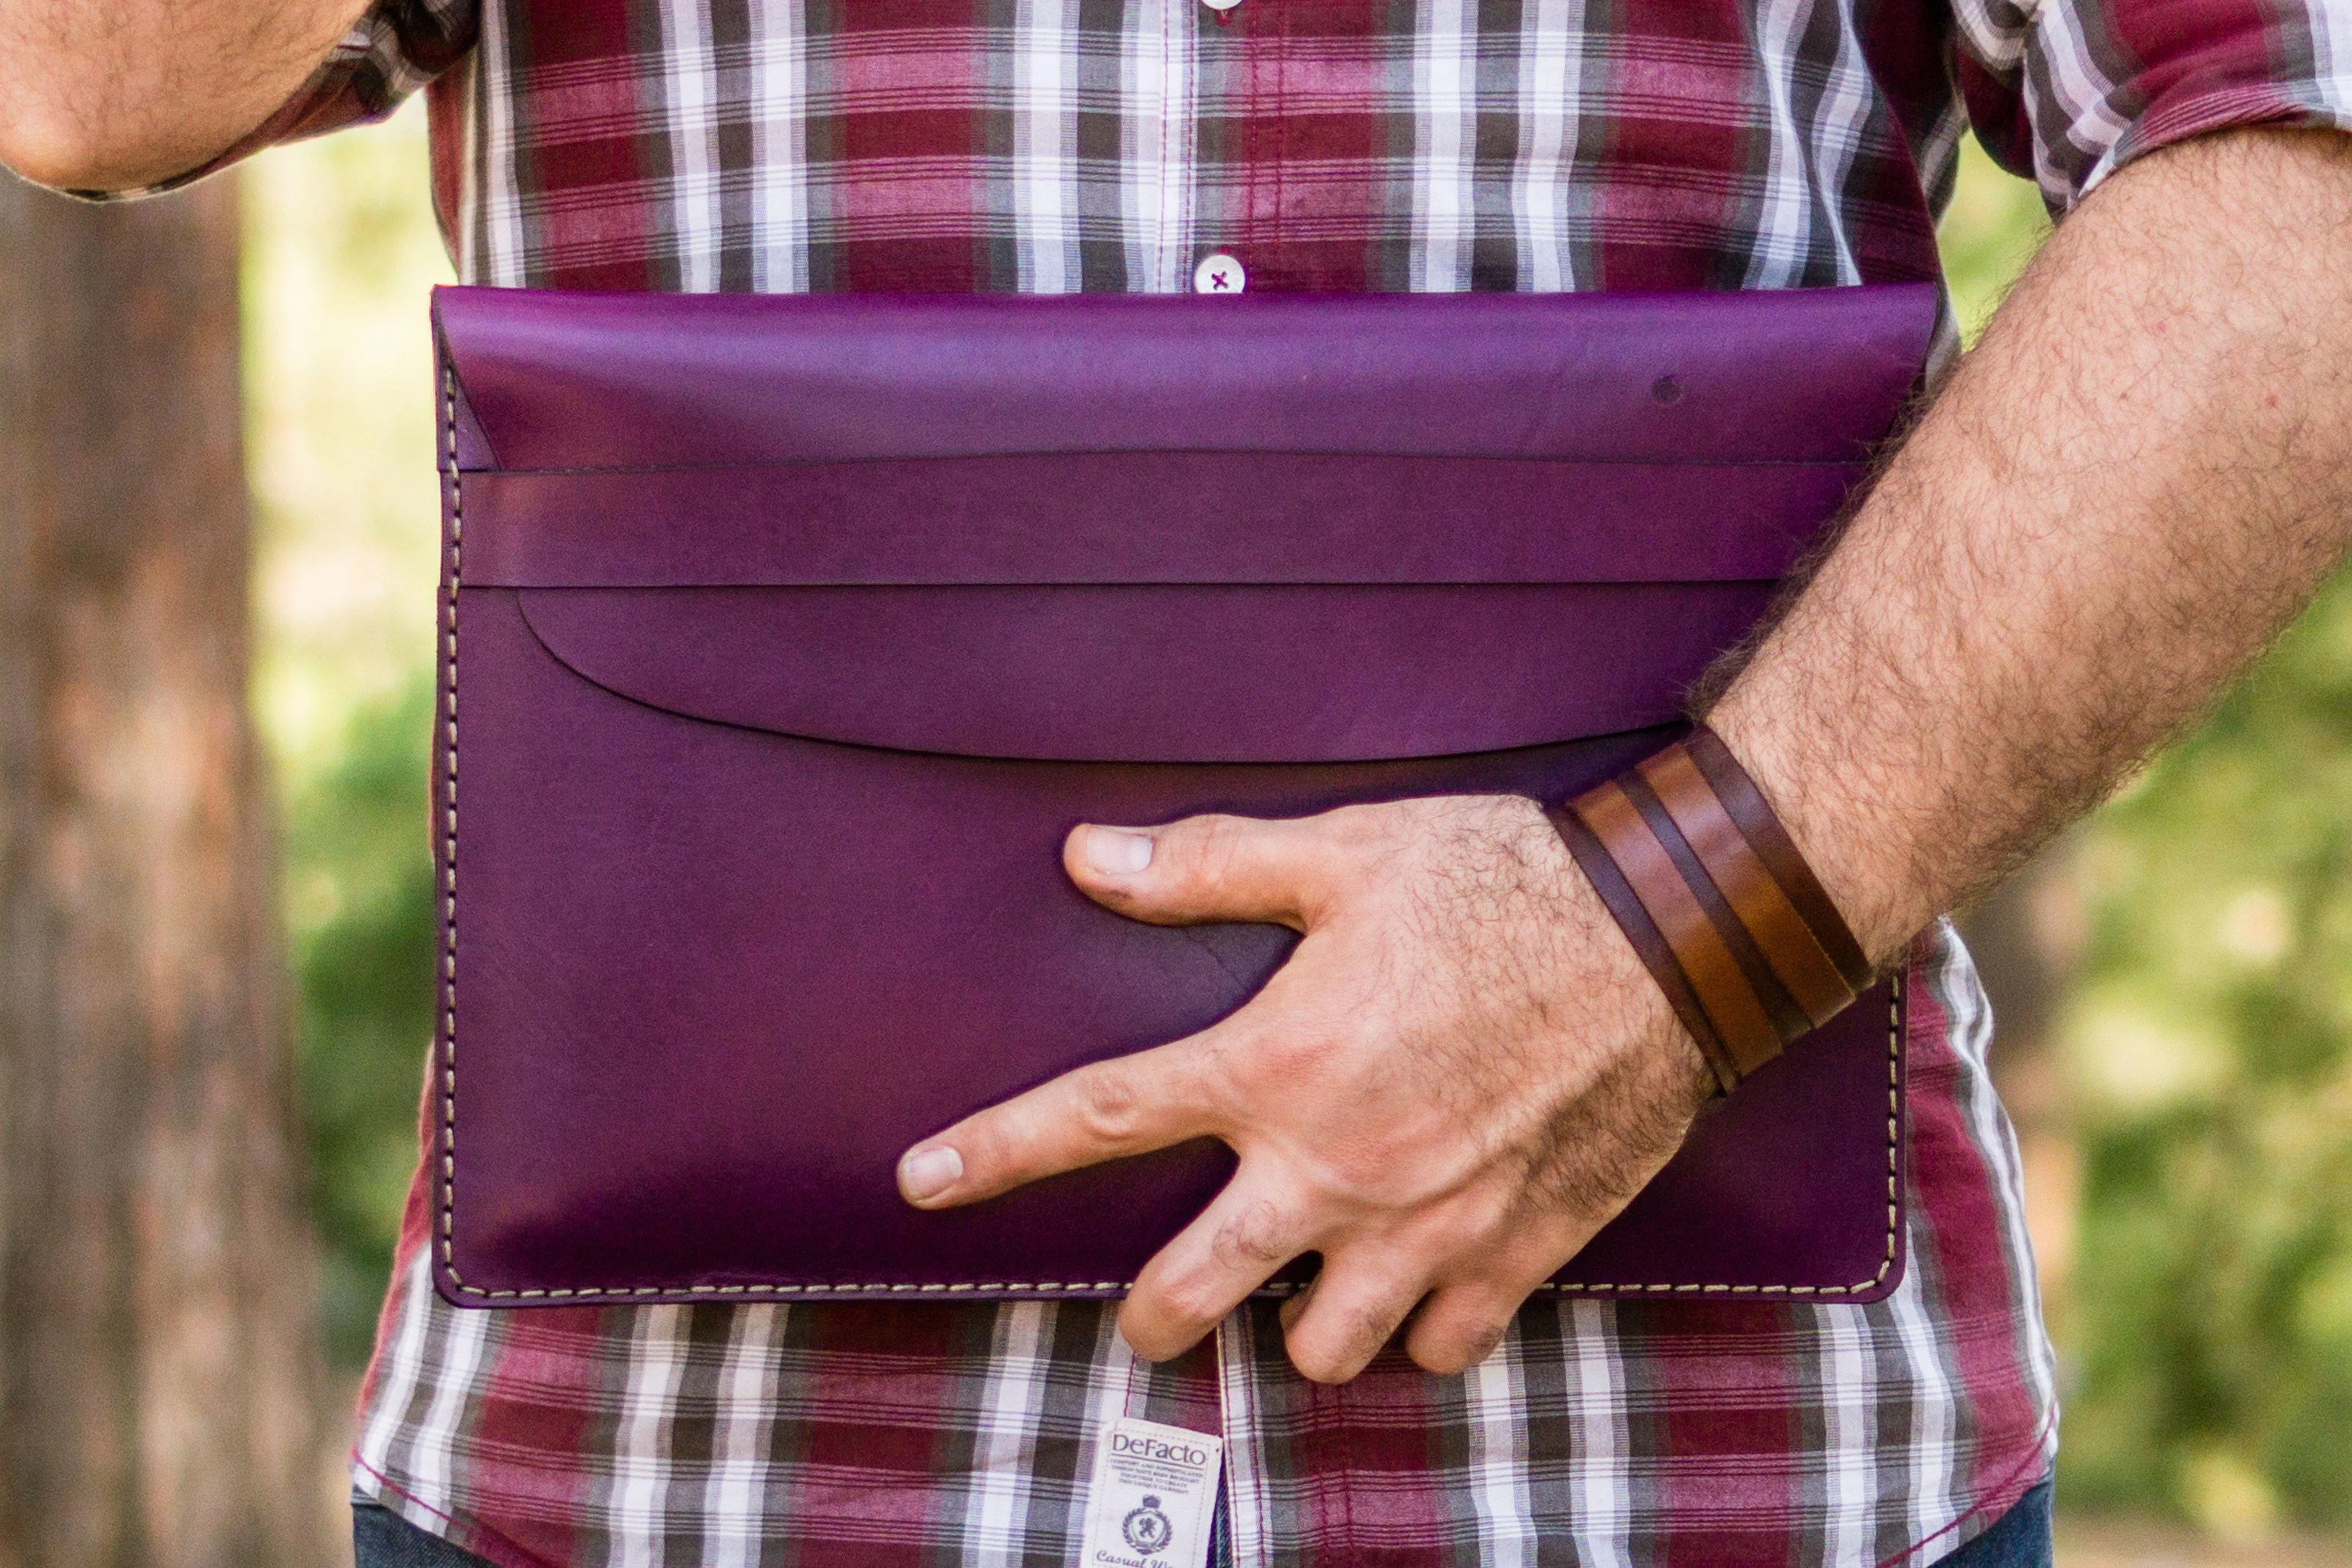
[
  {"x1": 896, "y1": 795, "x2": 1713, "y2": 1384},
  {"x1": 0, "y1": 0, "x2": 368, "y2": 192}
]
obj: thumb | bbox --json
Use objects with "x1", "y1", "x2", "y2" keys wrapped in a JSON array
[{"x1": 1065, "y1": 812, "x2": 1339, "y2": 930}]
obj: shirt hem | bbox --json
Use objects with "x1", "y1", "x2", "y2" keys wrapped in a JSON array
[
  {"x1": 351, "y1": 1453, "x2": 558, "y2": 1568},
  {"x1": 1874, "y1": 1403, "x2": 2061, "y2": 1568}
]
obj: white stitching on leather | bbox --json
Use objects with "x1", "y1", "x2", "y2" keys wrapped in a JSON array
[{"x1": 440, "y1": 362, "x2": 463, "y2": 1281}]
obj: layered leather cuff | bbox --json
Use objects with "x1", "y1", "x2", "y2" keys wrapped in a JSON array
[{"x1": 1548, "y1": 725, "x2": 1873, "y2": 1096}]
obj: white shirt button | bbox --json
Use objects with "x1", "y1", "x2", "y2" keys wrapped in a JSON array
[
  {"x1": 1202, "y1": 0, "x2": 1243, "y2": 10},
  {"x1": 1192, "y1": 251, "x2": 1246, "y2": 294}
]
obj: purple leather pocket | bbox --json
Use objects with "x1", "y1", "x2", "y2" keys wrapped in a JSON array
[{"x1": 431, "y1": 286, "x2": 1932, "y2": 1308}]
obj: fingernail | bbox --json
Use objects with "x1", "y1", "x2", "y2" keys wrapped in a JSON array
[
  {"x1": 899, "y1": 1146, "x2": 963, "y2": 1202},
  {"x1": 1082, "y1": 827, "x2": 1154, "y2": 876}
]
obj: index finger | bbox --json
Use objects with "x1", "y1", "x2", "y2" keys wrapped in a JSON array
[{"x1": 897, "y1": 1031, "x2": 1231, "y2": 1209}]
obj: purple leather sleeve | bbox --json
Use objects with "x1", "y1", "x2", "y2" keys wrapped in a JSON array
[{"x1": 428, "y1": 285, "x2": 1934, "y2": 1308}]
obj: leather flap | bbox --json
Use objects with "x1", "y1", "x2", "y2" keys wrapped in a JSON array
[
  {"x1": 432, "y1": 284, "x2": 1938, "y2": 471},
  {"x1": 446, "y1": 284, "x2": 1936, "y2": 762},
  {"x1": 514, "y1": 582, "x2": 1784, "y2": 762}
]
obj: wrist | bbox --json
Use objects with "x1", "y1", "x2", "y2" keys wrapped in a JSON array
[
  {"x1": 1701, "y1": 696, "x2": 1931, "y2": 965},
  {"x1": 1550, "y1": 856, "x2": 1721, "y2": 1110},
  {"x1": 1544, "y1": 725, "x2": 1875, "y2": 1093}
]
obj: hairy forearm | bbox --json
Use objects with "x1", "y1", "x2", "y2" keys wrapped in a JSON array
[
  {"x1": 0, "y1": 0, "x2": 363, "y2": 191},
  {"x1": 1709, "y1": 127, "x2": 2352, "y2": 961}
]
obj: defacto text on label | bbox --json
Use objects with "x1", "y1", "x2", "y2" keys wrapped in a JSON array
[{"x1": 1078, "y1": 1416, "x2": 1225, "y2": 1568}]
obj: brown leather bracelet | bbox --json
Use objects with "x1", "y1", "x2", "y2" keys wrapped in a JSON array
[
  {"x1": 1545, "y1": 803, "x2": 1743, "y2": 1097},
  {"x1": 1550, "y1": 724, "x2": 1873, "y2": 1092},
  {"x1": 1616, "y1": 765, "x2": 1813, "y2": 1045},
  {"x1": 1575, "y1": 780, "x2": 1786, "y2": 1079},
  {"x1": 1684, "y1": 725, "x2": 1873, "y2": 994},
  {"x1": 1637, "y1": 745, "x2": 1854, "y2": 1028}
]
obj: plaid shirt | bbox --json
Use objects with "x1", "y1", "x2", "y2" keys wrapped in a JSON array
[{"x1": 184, "y1": 1, "x2": 2351, "y2": 1562}]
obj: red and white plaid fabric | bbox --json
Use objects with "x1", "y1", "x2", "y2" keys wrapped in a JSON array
[{"x1": 176, "y1": 1, "x2": 2349, "y2": 1561}]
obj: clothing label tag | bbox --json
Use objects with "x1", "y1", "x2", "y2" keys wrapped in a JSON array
[{"x1": 1078, "y1": 1416, "x2": 1224, "y2": 1568}]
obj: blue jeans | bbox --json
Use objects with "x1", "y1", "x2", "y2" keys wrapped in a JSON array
[
  {"x1": 1941, "y1": 1477, "x2": 2056, "y2": 1568},
  {"x1": 1204, "y1": 1480, "x2": 2053, "y2": 1568},
  {"x1": 354, "y1": 1477, "x2": 2055, "y2": 1566},
  {"x1": 353, "y1": 1502, "x2": 495, "y2": 1567}
]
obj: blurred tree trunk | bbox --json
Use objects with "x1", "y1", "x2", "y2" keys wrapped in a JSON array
[{"x1": 0, "y1": 179, "x2": 331, "y2": 1567}]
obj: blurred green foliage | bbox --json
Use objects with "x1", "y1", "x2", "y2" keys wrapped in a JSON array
[
  {"x1": 243, "y1": 104, "x2": 447, "y2": 1368},
  {"x1": 243, "y1": 107, "x2": 2352, "y2": 1526},
  {"x1": 2053, "y1": 576, "x2": 2352, "y2": 1530},
  {"x1": 1939, "y1": 139, "x2": 2051, "y2": 344},
  {"x1": 280, "y1": 680, "x2": 439, "y2": 1367}
]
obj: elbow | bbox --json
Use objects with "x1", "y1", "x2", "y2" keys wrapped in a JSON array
[
  {"x1": 0, "y1": 14, "x2": 343, "y2": 195},
  {"x1": 0, "y1": 97, "x2": 192, "y2": 195}
]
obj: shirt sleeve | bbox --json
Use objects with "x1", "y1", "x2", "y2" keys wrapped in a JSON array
[
  {"x1": 82, "y1": 0, "x2": 477, "y2": 201},
  {"x1": 1952, "y1": 0, "x2": 2352, "y2": 209}
]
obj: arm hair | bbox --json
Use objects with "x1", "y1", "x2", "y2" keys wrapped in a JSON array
[
  {"x1": 0, "y1": 0, "x2": 368, "y2": 191},
  {"x1": 1708, "y1": 127, "x2": 2352, "y2": 959}
]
